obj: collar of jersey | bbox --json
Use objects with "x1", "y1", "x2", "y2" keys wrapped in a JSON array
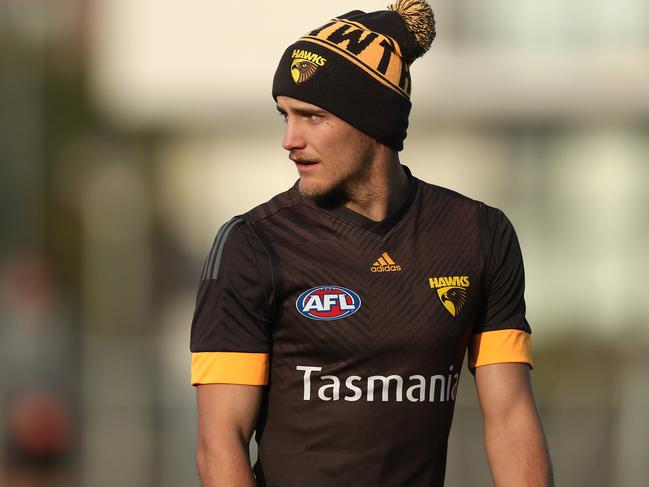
[{"x1": 302, "y1": 165, "x2": 419, "y2": 237}]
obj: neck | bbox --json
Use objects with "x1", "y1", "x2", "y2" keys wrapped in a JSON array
[{"x1": 344, "y1": 149, "x2": 409, "y2": 222}]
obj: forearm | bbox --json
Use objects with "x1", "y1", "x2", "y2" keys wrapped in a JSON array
[
  {"x1": 197, "y1": 431, "x2": 256, "y2": 487},
  {"x1": 483, "y1": 405, "x2": 553, "y2": 487}
]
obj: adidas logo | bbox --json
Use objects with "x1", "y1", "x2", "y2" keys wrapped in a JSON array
[{"x1": 370, "y1": 252, "x2": 402, "y2": 273}]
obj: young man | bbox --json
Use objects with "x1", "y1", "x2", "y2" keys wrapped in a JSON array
[{"x1": 190, "y1": 1, "x2": 554, "y2": 485}]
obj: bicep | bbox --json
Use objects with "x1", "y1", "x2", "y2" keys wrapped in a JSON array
[
  {"x1": 196, "y1": 383, "x2": 263, "y2": 443},
  {"x1": 474, "y1": 364, "x2": 553, "y2": 486},
  {"x1": 474, "y1": 363, "x2": 536, "y2": 421}
]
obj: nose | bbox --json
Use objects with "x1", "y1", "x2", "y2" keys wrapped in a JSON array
[{"x1": 281, "y1": 117, "x2": 306, "y2": 151}]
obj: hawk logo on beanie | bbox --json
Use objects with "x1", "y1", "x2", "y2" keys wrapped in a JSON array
[
  {"x1": 273, "y1": 0, "x2": 436, "y2": 151},
  {"x1": 290, "y1": 49, "x2": 327, "y2": 84}
]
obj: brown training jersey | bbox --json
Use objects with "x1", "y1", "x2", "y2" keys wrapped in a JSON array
[{"x1": 190, "y1": 167, "x2": 533, "y2": 487}]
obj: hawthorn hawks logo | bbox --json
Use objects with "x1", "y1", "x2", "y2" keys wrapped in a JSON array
[
  {"x1": 428, "y1": 276, "x2": 470, "y2": 318},
  {"x1": 290, "y1": 49, "x2": 327, "y2": 84}
]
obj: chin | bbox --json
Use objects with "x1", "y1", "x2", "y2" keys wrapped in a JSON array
[
  {"x1": 298, "y1": 177, "x2": 331, "y2": 199},
  {"x1": 298, "y1": 178, "x2": 348, "y2": 207}
]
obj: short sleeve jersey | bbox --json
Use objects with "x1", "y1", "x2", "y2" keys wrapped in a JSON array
[{"x1": 190, "y1": 168, "x2": 532, "y2": 487}]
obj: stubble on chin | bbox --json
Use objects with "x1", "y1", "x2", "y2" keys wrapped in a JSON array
[
  {"x1": 298, "y1": 177, "x2": 347, "y2": 208},
  {"x1": 297, "y1": 179, "x2": 340, "y2": 209}
]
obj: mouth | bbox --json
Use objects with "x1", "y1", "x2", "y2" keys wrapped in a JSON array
[{"x1": 290, "y1": 156, "x2": 320, "y2": 172}]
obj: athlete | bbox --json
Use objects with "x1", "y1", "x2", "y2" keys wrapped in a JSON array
[{"x1": 190, "y1": 1, "x2": 554, "y2": 486}]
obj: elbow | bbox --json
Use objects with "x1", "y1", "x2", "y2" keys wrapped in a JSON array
[
  {"x1": 195, "y1": 432, "x2": 256, "y2": 486},
  {"x1": 196, "y1": 434, "x2": 223, "y2": 480},
  {"x1": 196, "y1": 438, "x2": 208, "y2": 480},
  {"x1": 195, "y1": 429, "x2": 251, "y2": 476}
]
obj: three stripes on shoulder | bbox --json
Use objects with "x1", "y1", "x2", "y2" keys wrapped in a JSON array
[{"x1": 201, "y1": 217, "x2": 244, "y2": 281}]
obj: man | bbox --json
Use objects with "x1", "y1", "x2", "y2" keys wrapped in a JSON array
[{"x1": 190, "y1": 1, "x2": 554, "y2": 485}]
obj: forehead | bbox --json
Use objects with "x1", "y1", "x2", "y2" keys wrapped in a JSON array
[{"x1": 276, "y1": 96, "x2": 329, "y2": 113}]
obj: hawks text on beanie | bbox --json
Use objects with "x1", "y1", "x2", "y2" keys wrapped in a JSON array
[{"x1": 272, "y1": 0, "x2": 436, "y2": 151}]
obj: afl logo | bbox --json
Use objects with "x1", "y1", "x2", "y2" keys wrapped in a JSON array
[{"x1": 296, "y1": 286, "x2": 361, "y2": 321}]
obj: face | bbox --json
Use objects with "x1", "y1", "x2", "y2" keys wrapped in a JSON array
[{"x1": 276, "y1": 96, "x2": 377, "y2": 200}]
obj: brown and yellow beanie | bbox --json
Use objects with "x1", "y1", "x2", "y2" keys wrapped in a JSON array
[{"x1": 272, "y1": 0, "x2": 436, "y2": 151}]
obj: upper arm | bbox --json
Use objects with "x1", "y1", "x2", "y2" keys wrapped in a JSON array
[
  {"x1": 474, "y1": 363, "x2": 536, "y2": 422},
  {"x1": 475, "y1": 364, "x2": 553, "y2": 486},
  {"x1": 196, "y1": 383, "x2": 263, "y2": 444},
  {"x1": 195, "y1": 384, "x2": 263, "y2": 485}
]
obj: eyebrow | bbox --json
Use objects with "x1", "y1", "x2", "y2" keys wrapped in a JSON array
[{"x1": 276, "y1": 105, "x2": 327, "y2": 116}]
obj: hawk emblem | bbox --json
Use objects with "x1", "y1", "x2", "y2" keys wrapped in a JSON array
[
  {"x1": 428, "y1": 276, "x2": 470, "y2": 318},
  {"x1": 436, "y1": 286, "x2": 468, "y2": 318},
  {"x1": 291, "y1": 58, "x2": 319, "y2": 84}
]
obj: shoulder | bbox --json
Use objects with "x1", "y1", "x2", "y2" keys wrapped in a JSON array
[
  {"x1": 415, "y1": 177, "x2": 511, "y2": 225},
  {"x1": 415, "y1": 177, "x2": 500, "y2": 226},
  {"x1": 201, "y1": 182, "x2": 303, "y2": 279},
  {"x1": 416, "y1": 177, "x2": 484, "y2": 212},
  {"x1": 208, "y1": 182, "x2": 305, "y2": 244},
  {"x1": 201, "y1": 183, "x2": 308, "y2": 273},
  {"x1": 241, "y1": 182, "x2": 305, "y2": 225}
]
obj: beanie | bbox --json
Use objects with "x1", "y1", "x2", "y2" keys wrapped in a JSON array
[{"x1": 272, "y1": 0, "x2": 436, "y2": 151}]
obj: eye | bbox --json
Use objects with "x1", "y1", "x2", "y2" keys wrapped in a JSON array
[
  {"x1": 307, "y1": 113, "x2": 321, "y2": 123},
  {"x1": 277, "y1": 111, "x2": 287, "y2": 122}
]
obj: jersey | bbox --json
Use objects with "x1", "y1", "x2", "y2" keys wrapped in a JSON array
[{"x1": 190, "y1": 167, "x2": 533, "y2": 487}]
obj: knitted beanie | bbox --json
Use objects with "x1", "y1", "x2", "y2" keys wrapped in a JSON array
[{"x1": 272, "y1": 0, "x2": 436, "y2": 151}]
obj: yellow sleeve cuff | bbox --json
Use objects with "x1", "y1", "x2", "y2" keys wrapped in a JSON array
[
  {"x1": 191, "y1": 352, "x2": 269, "y2": 386},
  {"x1": 469, "y1": 329, "x2": 533, "y2": 369}
]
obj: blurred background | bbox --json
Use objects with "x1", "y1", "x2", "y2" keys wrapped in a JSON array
[{"x1": 1, "y1": 0, "x2": 648, "y2": 485}]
